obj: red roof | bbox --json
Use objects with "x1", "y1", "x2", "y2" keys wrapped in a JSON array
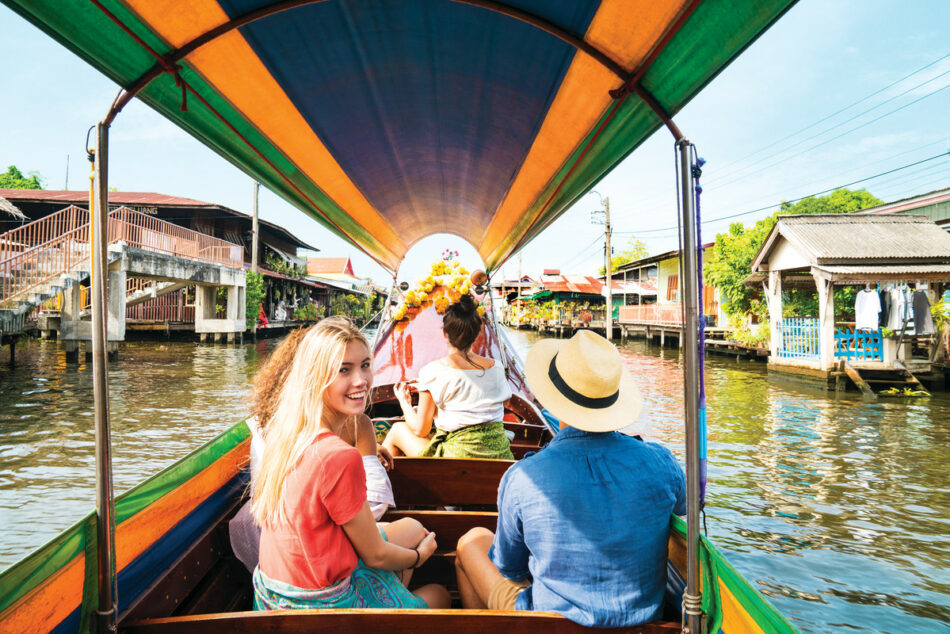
[
  {"x1": 0, "y1": 189, "x2": 219, "y2": 208},
  {"x1": 307, "y1": 257, "x2": 354, "y2": 276},
  {"x1": 538, "y1": 273, "x2": 604, "y2": 295}
]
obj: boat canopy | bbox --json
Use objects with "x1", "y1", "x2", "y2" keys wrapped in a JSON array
[{"x1": 6, "y1": 0, "x2": 795, "y2": 272}]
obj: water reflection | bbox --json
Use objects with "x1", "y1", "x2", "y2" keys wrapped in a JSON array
[
  {"x1": 0, "y1": 338, "x2": 273, "y2": 568},
  {"x1": 502, "y1": 328, "x2": 949, "y2": 634}
]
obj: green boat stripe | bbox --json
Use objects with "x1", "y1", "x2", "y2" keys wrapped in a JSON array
[{"x1": 0, "y1": 421, "x2": 249, "y2": 616}]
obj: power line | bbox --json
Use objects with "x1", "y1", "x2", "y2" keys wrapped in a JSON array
[
  {"x1": 710, "y1": 52, "x2": 950, "y2": 178},
  {"x1": 710, "y1": 77, "x2": 950, "y2": 191},
  {"x1": 626, "y1": 151, "x2": 950, "y2": 234}
]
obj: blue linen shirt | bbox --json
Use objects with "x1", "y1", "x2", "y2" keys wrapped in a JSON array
[{"x1": 489, "y1": 426, "x2": 687, "y2": 627}]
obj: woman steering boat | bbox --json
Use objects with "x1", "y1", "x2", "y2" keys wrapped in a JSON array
[{"x1": 0, "y1": 1, "x2": 802, "y2": 632}]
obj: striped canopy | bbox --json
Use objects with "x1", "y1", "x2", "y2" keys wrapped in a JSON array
[{"x1": 6, "y1": 0, "x2": 795, "y2": 271}]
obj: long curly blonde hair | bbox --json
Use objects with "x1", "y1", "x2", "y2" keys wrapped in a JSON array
[{"x1": 251, "y1": 317, "x2": 370, "y2": 526}]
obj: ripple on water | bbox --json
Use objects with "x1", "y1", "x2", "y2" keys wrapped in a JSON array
[{"x1": 499, "y1": 328, "x2": 950, "y2": 633}]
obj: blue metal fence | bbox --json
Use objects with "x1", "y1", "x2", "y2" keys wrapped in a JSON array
[
  {"x1": 834, "y1": 327, "x2": 883, "y2": 361},
  {"x1": 776, "y1": 317, "x2": 820, "y2": 360}
]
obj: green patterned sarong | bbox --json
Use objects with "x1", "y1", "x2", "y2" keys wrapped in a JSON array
[
  {"x1": 419, "y1": 421, "x2": 514, "y2": 459},
  {"x1": 253, "y1": 528, "x2": 426, "y2": 610}
]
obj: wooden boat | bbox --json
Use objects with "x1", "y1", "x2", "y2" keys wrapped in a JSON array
[
  {"x1": 0, "y1": 1, "x2": 803, "y2": 632},
  {"x1": 0, "y1": 306, "x2": 794, "y2": 633}
]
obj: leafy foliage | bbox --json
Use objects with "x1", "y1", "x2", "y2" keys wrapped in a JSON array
[
  {"x1": 330, "y1": 292, "x2": 375, "y2": 325},
  {"x1": 599, "y1": 236, "x2": 649, "y2": 275},
  {"x1": 293, "y1": 301, "x2": 322, "y2": 321},
  {"x1": 0, "y1": 165, "x2": 43, "y2": 189},
  {"x1": 704, "y1": 188, "x2": 883, "y2": 321},
  {"x1": 245, "y1": 271, "x2": 266, "y2": 329}
]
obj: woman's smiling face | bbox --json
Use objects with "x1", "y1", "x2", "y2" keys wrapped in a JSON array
[{"x1": 324, "y1": 339, "x2": 373, "y2": 421}]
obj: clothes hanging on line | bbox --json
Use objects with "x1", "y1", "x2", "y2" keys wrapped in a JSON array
[
  {"x1": 912, "y1": 291, "x2": 935, "y2": 335},
  {"x1": 854, "y1": 288, "x2": 881, "y2": 331},
  {"x1": 884, "y1": 287, "x2": 909, "y2": 331},
  {"x1": 878, "y1": 290, "x2": 891, "y2": 328}
]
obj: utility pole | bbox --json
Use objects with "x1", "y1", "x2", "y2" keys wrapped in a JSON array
[
  {"x1": 604, "y1": 196, "x2": 613, "y2": 340},
  {"x1": 251, "y1": 181, "x2": 260, "y2": 274}
]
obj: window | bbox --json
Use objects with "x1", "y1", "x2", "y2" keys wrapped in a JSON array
[{"x1": 666, "y1": 275, "x2": 679, "y2": 302}]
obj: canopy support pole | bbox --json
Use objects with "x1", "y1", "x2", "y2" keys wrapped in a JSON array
[
  {"x1": 677, "y1": 138, "x2": 702, "y2": 634},
  {"x1": 92, "y1": 121, "x2": 118, "y2": 634}
]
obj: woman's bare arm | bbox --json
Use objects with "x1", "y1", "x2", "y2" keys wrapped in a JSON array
[
  {"x1": 343, "y1": 501, "x2": 437, "y2": 569},
  {"x1": 395, "y1": 383, "x2": 436, "y2": 437}
]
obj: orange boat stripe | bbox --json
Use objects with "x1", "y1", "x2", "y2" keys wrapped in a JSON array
[
  {"x1": 116, "y1": 440, "x2": 249, "y2": 570},
  {"x1": 718, "y1": 578, "x2": 766, "y2": 634},
  {"x1": 0, "y1": 555, "x2": 84, "y2": 634},
  {"x1": 479, "y1": 0, "x2": 691, "y2": 264},
  {"x1": 124, "y1": 0, "x2": 405, "y2": 265}
]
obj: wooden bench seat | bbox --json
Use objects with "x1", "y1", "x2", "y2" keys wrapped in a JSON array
[{"x1": 123, "y1": 608, "x2": 682, "y2": 633}]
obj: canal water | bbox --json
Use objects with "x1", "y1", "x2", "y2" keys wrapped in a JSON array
[{"x1": 1, "y1": 331, "x2": 948, "y2": 632}]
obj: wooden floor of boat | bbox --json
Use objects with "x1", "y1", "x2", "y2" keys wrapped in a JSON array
[{"x1": 120, "y1": 456, "x2": 680, "y2": 632}]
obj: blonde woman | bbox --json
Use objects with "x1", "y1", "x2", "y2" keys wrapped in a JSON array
[{"x1": 251, "y1": 317, "x2": 450, "y2": 611}]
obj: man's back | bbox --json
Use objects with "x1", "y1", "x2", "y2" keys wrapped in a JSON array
[{"x1": 490, "y1": 427, "x2": 686, "y2": 627}]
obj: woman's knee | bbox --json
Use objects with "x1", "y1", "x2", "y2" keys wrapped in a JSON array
[
  {"x1": 457, "y1": 526, "x2": 494, "y2": 560},
  {"x1": 391, "y1": 517, "x2": 427, "y2": 544},
  {"x1": 415, "y1": 583, "x2": 452, "y2": 609}
]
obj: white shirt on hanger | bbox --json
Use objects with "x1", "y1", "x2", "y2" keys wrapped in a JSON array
[{"x1": 854, "y1": 289, "x2": 881, "y2": 331}]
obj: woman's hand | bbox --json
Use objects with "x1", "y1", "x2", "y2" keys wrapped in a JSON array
[
  {"x1": 377, "y1": 445, "x2": 394, "y2": 471},
  {"x1": 415, "y1": 531, "x2": 438, "y2": 568},
  {"x1": 395, "y1": 381, "x2": 414, "y2": 406}
]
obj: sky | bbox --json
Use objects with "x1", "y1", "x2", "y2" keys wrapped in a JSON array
[{"x1": 1, "y1": 0, "x2": 948, "y2": 288}]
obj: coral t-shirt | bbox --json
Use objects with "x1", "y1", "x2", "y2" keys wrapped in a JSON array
[{"x1": 258, "y1": 430, "x2": 366, "y2": 589}]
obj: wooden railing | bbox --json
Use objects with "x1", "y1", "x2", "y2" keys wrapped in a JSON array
[
  {"x1": 0, "y1": 206, "x2": 89, "y2": 264},
  {"x1": 108, "y1": 207, "x2": 243, "y2": 269},
  {"x1": 1, "y1": 206, "x2": 242, "y2": 306},
  {"x1": 618, "y1": 304, "x2": 684, "y2": 326},
  {"x1": 0, "y1": 218, "x2": 91, "y2": 305}
]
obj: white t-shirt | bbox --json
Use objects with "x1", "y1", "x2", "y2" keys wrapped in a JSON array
[
  {"x1": 854, "y1": 289, "x2": 881, "y2": 331},
  {"x1": 416, "y1": 359, "x2": 512, "y2": 432}
]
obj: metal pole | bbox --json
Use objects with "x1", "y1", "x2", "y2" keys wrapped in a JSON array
[
  {"x1": 251, "y1": 181, "x2": 260, "y2": 274},
  {"x1": 677, "y1": 138, "x2": 702, "y2": 634},
  {"x1": 93, "y1": 122, "x2": 117, "y2": 633},
  {"x1": 604, "y1": 196, "x2": 612, "y2": 339}
]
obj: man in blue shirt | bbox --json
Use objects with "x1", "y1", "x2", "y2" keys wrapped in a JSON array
[{"x1": 455, "y1": 330, "x2": 686, "y2": 627}]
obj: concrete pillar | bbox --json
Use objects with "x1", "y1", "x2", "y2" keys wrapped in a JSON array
[
  {"x1": 766, "y1": 271, "x2": 783, "y2": 360},
  {"x1": 108, "y1": 270, "x2": 126, "y2": 343},
  {"x1": 107, "y1": 341, "x2": 119, "y2": 362},
  {"x1": 65, "y1": 340, "x2": 79, "y2": 364},
  {"x1": 194, "y1": 285, "x2": 217, "y2": 338},
  {"x1": 816, "y1": 275, "x2": 835, "y2": 371}
]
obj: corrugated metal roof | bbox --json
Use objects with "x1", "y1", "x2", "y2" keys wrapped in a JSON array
[
  {"x1": 859, "y1": 187, "x2": 950, "y2": 215},
  {"x1": 0, "y1": 188, "x2": 318, "y2": 252},
  {"x1": 537, "y1": 273, "x2": 603, "y2": 295},
  {"x1": 757, "y1": 214, "x2": 950, "y2": 269},
  {"x1": 814, "y1": 264, "x2": 950, "y2": 276}
]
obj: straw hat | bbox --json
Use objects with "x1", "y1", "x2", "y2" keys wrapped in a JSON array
[{"x1": 524, "y1": 330, "x2": 641, "y2": 432}]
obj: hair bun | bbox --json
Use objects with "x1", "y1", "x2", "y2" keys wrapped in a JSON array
[{"x1": 457, "y1": 293, "x2": 477, "y2": 313}]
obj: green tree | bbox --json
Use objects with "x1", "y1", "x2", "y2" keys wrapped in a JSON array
[
  {"x1": 599, "y1": 236, "x2": 649, "y2": 275},
  {"x1": 0, "y1": 165, "x2": 44, "y2": 189},
  {"x1": 245, "y1": 271, "x2": 266, "y2": 329},
  {"x1": 704, "y1": 188, "x2": 883, "y2": 320}
]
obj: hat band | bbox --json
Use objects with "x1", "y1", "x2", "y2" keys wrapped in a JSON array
[{"x1": 547, "y1": 355, "x2": 619, "y2": 409}]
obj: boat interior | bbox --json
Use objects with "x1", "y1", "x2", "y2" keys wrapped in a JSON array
[{"x1": 116, "y1": 389, "x2": 684, "y2": 632}]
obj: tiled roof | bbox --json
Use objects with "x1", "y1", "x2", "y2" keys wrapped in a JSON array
[{"x1": 307, "y1": 257, "x2": 352, "y2": 275}]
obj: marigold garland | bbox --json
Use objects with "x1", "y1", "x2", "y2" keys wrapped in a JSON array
[{"x1": 392, "y1": 258, "x2": 486, "y2": 328}]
